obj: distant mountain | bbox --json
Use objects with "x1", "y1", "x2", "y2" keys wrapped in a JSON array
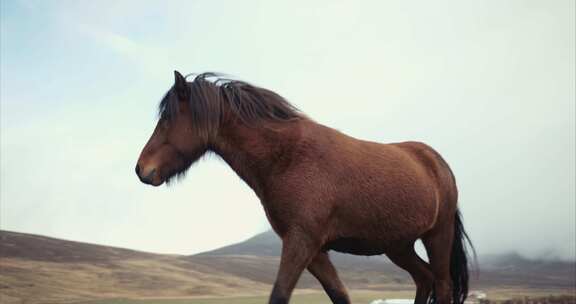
[
  {"x1": 196, "y1": 230, "x2": 281, "y2": 256},
  {"x1": 474, "y1": 252, "x2": 576, "y2": 289}
]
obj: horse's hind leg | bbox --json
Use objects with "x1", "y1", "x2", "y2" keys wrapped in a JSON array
[
  {"x1": 423, "y1": 221, "x2": 455, "y2": 304},
  {"x1": 307, "y1": 251, "x2": 351, "y2": 304},
  {"x1": 387, "y1": 244, "x2": 434, "y2": 304}
]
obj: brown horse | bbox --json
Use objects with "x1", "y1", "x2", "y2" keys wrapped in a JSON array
[{"x1": 136, "y1": 71, "x2": 474, "y2": 304}]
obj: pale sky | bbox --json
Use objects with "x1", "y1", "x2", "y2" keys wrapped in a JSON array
[{"x1": 1, "y1": 0, "x2": 574, "y2": 260}]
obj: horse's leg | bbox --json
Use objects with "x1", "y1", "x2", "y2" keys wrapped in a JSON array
[
  {"x1": 386, "y1": 246, "x2": 434, "y2": 304},
  {"x1": 423, "y1": 221, "x2": 455, "y2": 304},
  {"x1": 307, "y1": 251, "x2": 351, "y2": 304},
  {"x1": 269, "y1": 232, "x2": 320, "y2": 304}
]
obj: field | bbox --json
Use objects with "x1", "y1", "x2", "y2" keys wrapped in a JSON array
[
  {"x1": 77, "y1": 289, "x2": 576, "y2": 304},
  {"x1": 79, "y1": 291, "x2": 397, "y2": 304},
  {"x1": 1, "y1": 230, "x2": 574, "y2": 304}
]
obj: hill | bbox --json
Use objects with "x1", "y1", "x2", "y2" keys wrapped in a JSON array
[
  {"x1": 196, "y1": 230, "x2": 282, "y2": 257},
  {"x1": 0, "y1": 231, "x2": 271, "y2": 304},
  {"x1": 0, "y1": 230, "x2": 155, "y2": 263}
]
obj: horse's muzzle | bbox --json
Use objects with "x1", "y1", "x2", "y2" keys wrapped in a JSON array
[{"x1": 136, "y1": 165, "x2": 161, "y2": 186}]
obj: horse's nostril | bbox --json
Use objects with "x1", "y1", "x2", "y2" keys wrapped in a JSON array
[
  {"x1": 135, "y1": 165, "x2": 141, "y2": 176},
  {"x1": 144, "y1": 169, "x2": 156, "y2": 181}
]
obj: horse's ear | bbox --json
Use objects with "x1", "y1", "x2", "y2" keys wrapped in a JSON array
[{"x1": 173, "y1": 70, "x2": 188, "y2": 99}]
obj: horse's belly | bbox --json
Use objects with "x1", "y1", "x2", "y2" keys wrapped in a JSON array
[
  {"x1": 326, "y1": 191, "x2": 439, "y2": 248},
  {"x1": 324, "y1": 237, "x2": 389, "y2": 256}
]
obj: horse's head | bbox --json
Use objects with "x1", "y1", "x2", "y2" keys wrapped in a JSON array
[{"x1": 135, "y1": 71, "x2": 209, "y2": 186}]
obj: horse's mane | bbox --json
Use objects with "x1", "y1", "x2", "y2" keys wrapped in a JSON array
[{"x1": 158, "y1": 72, "x2": 301, "y2": 137}]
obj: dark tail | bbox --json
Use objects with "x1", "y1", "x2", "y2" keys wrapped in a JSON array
[{"x1": 450, "y1": 209, "x2": 475, "y2": 304}]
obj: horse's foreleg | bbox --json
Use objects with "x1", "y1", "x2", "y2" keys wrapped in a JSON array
[
  {"x1": 269, "y1": 232, "x2": 320, "y2": 304},
  {"x1": 307, "y1": 251, "x2": 351, "y2": 304}
]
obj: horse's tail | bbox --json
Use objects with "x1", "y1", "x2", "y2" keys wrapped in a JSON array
[{"x1": 449, "y1": 209, "x2": 475, "y2": 304}]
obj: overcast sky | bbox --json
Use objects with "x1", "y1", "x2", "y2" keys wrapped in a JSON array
[{"x1": 1, "y1": 0, "x2": 574, "y2": 260}]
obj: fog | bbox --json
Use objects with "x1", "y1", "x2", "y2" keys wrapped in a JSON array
[{"x1": 1, "y1": 0, "x2": 574, "y2": 260}]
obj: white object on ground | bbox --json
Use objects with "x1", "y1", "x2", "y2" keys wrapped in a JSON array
[{"x1": 370, "y1": 299, "x2": 414, "y2": 304}]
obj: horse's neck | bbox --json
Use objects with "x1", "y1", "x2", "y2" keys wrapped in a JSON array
[{"x1": 210, "y1": 118, "x2": 303, "y2": 197}]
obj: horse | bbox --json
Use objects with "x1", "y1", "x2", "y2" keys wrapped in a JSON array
[{"x1": 135, "y1": 71, "x2": 474, "y2": 304}]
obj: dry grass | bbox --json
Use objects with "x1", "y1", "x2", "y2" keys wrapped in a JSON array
[
  {"x1": 1, "y1": 230, "x2": 574, "y2": 304},
  {"x1": 74, "y1": 291, "x2": 576, "y2": 304},
  {"x1": 480, "y1": 295, "x2": 576, "y2": 304},
  {"x1": 0, "y1": 257, "x2": 270, "y2": 304},
  {"x1": 2, "y1": 255, "x2": 574, "y2": 304}
]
